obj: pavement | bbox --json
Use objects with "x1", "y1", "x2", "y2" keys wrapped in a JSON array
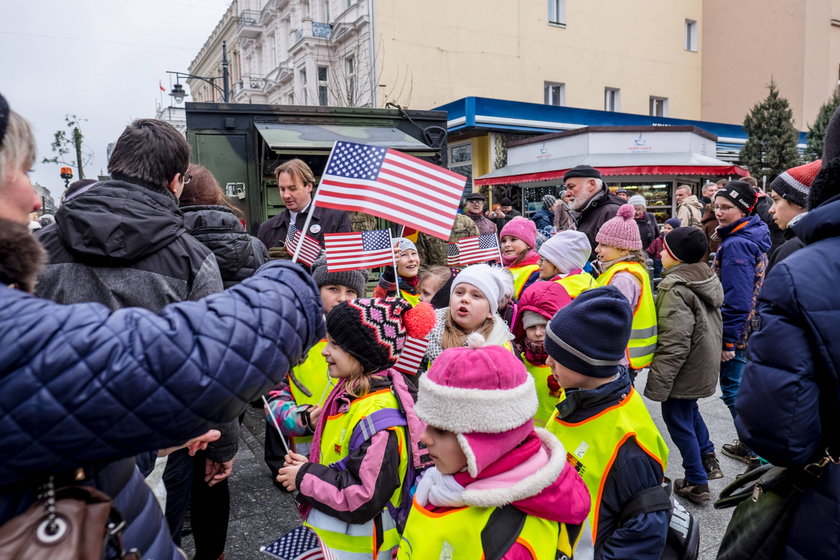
[{"x1": 181, "y1": 370, "x2": 744, "y2": 560}]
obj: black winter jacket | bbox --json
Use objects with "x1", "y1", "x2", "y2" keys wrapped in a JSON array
[{"x1": 573, "y1": 189, "x2": 624, "y2": 259}]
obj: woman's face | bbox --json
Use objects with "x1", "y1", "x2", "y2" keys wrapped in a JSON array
[
  {"x1": 500, "y1": 235, "x2": 529, "y2": 260},
  {"x1": 396, "y1": 249, "x2": 420, "y2": 278},
  {"x1": 449, "y1": 282, "x2": 492, "y2": 331},
  {"x1": 0, "y1": 166, "x2": 42, "y2": 224},
  {"x1": 320, "y1": 285, "x2": 358, "y2": 315},
  {"x1": 321, "y1": 335, "x2": 363, "y2": 379},
  {"x1": 420, "y1": 426, "x2": 467, "y2": 475}
]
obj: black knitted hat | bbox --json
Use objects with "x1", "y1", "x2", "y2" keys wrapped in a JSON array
[
  {"x1": 563, "y1": 165, "x2": 602, "y2": 181},
  {"x1": 715, "y1": 180, "x2": 757, "y2": 215},
  {"x1": 664, "y1": 227, "x2": 708, "y2": 264},
  {"x1": 810, "y1": 105, "x2": 840, "y2": 209},
  {"x1": 0, "y1": 93, "x2": 9, "y2": 148},
  {"x1": 310, "y1": 253, "x2": 368, "y2": 297}
]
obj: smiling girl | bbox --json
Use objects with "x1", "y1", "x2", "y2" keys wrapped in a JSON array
[
  {"x1": 499, "y1": 217, "x2": 541, "y2": 299},
  {"x1": 374, "y1": 237, "x2": 422, "y2": 305}
]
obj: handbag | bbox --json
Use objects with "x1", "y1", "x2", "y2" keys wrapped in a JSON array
[
  {"x1": 714, "y1": 450, "x2": 836, "y2": 560},
  {"x1": 0, "y1": 475, "x2": 139, "y2": 560}
]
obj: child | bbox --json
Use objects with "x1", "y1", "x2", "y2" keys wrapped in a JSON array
[
  {"x1": 417, "y1": 265, "x2": 452, "y2": 304},
  {"x1": 425, "y1": 264, "x2": 514, "y2": 365},
  {"x1": 276, "y1": 298, "x2": 436, "y2": 558},
  {"x1": 512, "y1": 281, "x2": 573, "y2": 426},
  {"x1": 647, "y1": 218, "x2": 680, "y2": 280},
  {"x1": 644, "y1": 227, "x2": 725, "y2": 504},
  {"x1": 374, "y1": 237, "x2": 421, "y2": 305},
  {"x1": 544, "y1": 287, "x2": 670, "y2": 559},
  {"x1": 594, "y1": 203, "x2": 657, "y2": 373},
  {"x1": 398, "y1": 335, "x2": 590, "y2": 559},
  {"x1": 537, "y1": 229, "x2": 598, "y2": 297},
  {"x1": 499, "y1": 217, "x2": 540, "y2": 298},
  {"x1": 264, "y1": 254, "x2": 368, "y2": 470}
]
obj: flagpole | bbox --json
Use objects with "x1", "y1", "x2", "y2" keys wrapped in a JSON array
[
  {"x1": 291, "y1": 142, "x2": 340, "y2": 264},
  {"x1": 262, "y1": 396, "x2": 291, "y2": 456},
  {"x1": 389, "y1": 229, "x2": 401, "y2": 299},
  {"x1": 496, "y1": 236, "x2": 503, "y2": 264}
]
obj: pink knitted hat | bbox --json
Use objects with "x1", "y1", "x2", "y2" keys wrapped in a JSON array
[
  {"x1": 595, "y1": 203, "x2": 642, "y2": 250},
  {"x1": 499, "y1": 217, "x2": 537, "y2": 249},
  {"x1": 415, "y1": 334, "x2": 537, "y2": 477}
]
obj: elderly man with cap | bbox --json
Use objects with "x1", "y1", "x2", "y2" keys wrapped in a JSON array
[
  {"x1": 562, "y1": 165, "x2": 624, "y2": 257},
  {"x1": 464, "y1": 191, "x2": 498, "y2": 236}
]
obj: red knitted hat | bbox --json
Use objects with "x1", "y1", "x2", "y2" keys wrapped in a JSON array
[{"x1": 769, "y1": 160, "x2": 822, "y2": 208}]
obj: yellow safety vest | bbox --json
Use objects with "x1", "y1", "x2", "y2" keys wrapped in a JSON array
[
  {"x1": 509, "y1": 264, "x2": 540, "y2": 299},
  {"x1": 400, "y1": 289, "x2": 420, "y2": 307},
  {"x1": 397, "y1": 497, "x2": 575, "y2": 560},
  {"x1": 596, "y1": 261, "x2": 658, "y2": 368},
  {"x1": 287, "y1": 339, "x2": 335, "y2": 448},
  {"x1": 305, "y1": 387, "x2": 409, "y2": 555},
  {"x1": 555, "y1": 271, "x2": 599, "y2": 298},
  {"x1": 522, "y1": 354, "x2": 560, "y2": 428},
  {"x1": 546, "y1": 387, "x2": 668, "y2": 546}
]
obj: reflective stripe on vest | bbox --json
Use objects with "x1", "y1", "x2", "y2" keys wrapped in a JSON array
[
  {"x1": 555, "y1": 271, "x2": 599, "y2": 298},
  {"x1": 288, "y1": 339, "x2": 335, "y2": 447},
  {"x1": 509, "y1": 264, "x2": 540, "y2": 299},
  {"x1": 400, "y1": 289, "x2": 420, "y2": 307},
  {"x1": 306, "y1": 388, "x2": 409, "y2": 554},
  {"x1": 397, "y1": 498, "x2": 569, "y2": 560},
  {"x1": 596, "y1": 261, "x2": 658, "y2": 368},
  {"x1": 546, "y1": 388, "x2": 668, "y2": 546},
  {"x1": 522, "y1": 354, "x2": 560, "y2": 428}
]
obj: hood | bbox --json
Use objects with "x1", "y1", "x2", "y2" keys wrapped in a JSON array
[
  {"x1": 181, "y1": 205, "x2": 250, "y2": 277},
  {"x1": 682, "y1": 195, "x2": 703, "y2": 210},
  {"x1": 718, "y1": 215, "x2": 771, "y2": 253},
  {"x1": 659, "y1": 262, "x2": 724, "y2": 307},
  {"x1": 55, "y1": 180, "x2": 183, "y2": 265},
  {"x1": 794, "y1": 196, "x2": 840, "y2": 246},
  {"x1": 512, "y1": 281, "x2": 572, "y2": 340}
]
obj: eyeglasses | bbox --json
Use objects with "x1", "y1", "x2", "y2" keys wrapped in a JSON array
[
  {"x1": 182, "y1": 173, "x2": 192, "y2": 185},
  {"x1": 713, "y1": 205, "x2": 738, "y2": 212}
]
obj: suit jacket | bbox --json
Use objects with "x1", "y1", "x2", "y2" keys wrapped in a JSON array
[{"x1": 258, "y1": 203, "x2": 351, "y2": 249}]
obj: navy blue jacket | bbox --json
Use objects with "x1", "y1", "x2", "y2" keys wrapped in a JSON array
[
  {"x1": 530, "y1": 205, "x2": 554, "y2": 232},
  {"x1": 713, "y1": 215, "x2": 770, "y2": 349},
  {"x1": 736, "y1": 196, "x2": 840, "y2": 560},
  {"x1": 0, "y1": 261, "x2": 324, "y2": 559}
]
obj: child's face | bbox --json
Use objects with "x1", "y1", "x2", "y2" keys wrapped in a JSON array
[
  {"x1": 396, "y1": 249, "x2": 420, "y2": 278},
  {"x1": 500, "y1": 235, "x2": 529, "y2": 260},
  {"x1": 449, "y1": 282, "x2": 492, "y2": 331},
  {"x1": 418, "y1": 276, "x2": 445, "y2": 304},
  {"x1": 525, "y1": 324, "x2": 546, "y2": 343},
  {"x1": 546, "y1": 355, "x2": 600, "y2": 390},
  {"x1": 420, "y1": 425, "x2": 467, "y2": 475},
  {"x1": 661, "y1": 250, "x2": 680, "y2": 270},
  {"x1": 538, "y1": 256, "x2": 561, "y2": 280},
  {"x1": 662, "y1": 223, "x2": 674, "y2": 235},
  {"x1": 768, "y1": 191, "x2": 804, "y2": 230},
  {"x1": 594, "y1": 243, "x2": 628, "y2": 263},
  {"x1": 321, "y1": 335, "x2": 364, "y2": 378},
  {"x1": 320, "y1": 284, "x2": 358, "y2": 315},
  {"x1": 714, "y1": 196, "x2": 746, "y2": 227}
]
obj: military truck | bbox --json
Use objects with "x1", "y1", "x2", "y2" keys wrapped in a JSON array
[{"x1": 184, "y1": 102, "x2": 449, "y2": 235}]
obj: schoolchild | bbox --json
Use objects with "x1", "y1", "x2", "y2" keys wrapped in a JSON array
[
  {"x1": 512, "y1": 281, "x2": 573, "y2": 426},
  {"x1": 594, "y1": 203, "x2": 657, "y2": 373},
  {"x1": 537, "y1": 229, "x2": 598, "y2": 297},
  {"x1": 416, "y1": 265, "x2": 452, "y2": 305},
  {"x1": 644, "y1": 227, "x2": 725, "y2": 504},
  {"x1": 647, "y1": 218, "x2": 680, "y2": 279},
  {"x1": 398, "y1": 334, "x2": 591, "y2": 559},
  {"x1": 499, "y1": 217, "x2": 541, "y2": 298},
  {"x1": 264, "y1": 254, "x2": 368, "y2": 471},
  {"x1": 544, "y1": 287, "x2": 670, "y2": 559},
  {"x1": 374, "y1": 237, "x2": 421, "y2": 305},
  {"x1": 276, "y1": 298, "x2": 436, "y2": 559}
]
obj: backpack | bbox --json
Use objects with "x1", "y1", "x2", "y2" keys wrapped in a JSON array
[
  {"x1": 686, "y1": 205, "x2": 703, "y2": 229},
  {"x1": 620, "y1": 479, "x2": 700, "y2": 560}
]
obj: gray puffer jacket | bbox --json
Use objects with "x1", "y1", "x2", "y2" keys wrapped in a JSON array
[{"x1": 644, "y1": 262, "x2": 723, "y2": 401}]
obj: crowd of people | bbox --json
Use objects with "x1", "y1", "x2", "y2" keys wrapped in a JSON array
[{"x1": 3, "y1": 86, "x2": 840, "y2": 560}]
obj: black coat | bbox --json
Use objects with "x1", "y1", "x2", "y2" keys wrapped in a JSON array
[
  {"x1": 573, "y1": 189, "x2": 625, "y2": 259},
  {"x1": 635, "y1": 212, "x2": 659, "y2": 250},
  {"x1": 257, "y1": 204, "x2": 351, "y2": 250}
]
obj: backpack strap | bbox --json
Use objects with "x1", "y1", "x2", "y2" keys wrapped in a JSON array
[
  {"x1": 619, "y1": 485, "x2": 673, "y2": 524},
  {"x1": 481, "y1": 505, "x2": 527, "y2": 560},
  {"x1": 347, "y1": 409, "x2": 407, "y2": 452}
]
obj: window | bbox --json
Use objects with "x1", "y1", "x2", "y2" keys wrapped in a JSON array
[
  {"x1": 299, "y1": 67, "x2": 308, "y2": 104},
  {"x1": 345, "y1": 55, "x2": 356, "y2": 105},
  {"x1": 318, "y1": 65, "x2": 329, "y2": 105},
  {"x1": 650, "y1": 96, "x2": 669, "y2": 117},
  {"x1": 605, "y1": 87, "x2": 620, "y2": 112},
  {"x1": 548, "y1": 0, "x2": 565, "y2": 25},
  {"x1": 685, "y1": 19, "x2": 697, "y2": 51},
  {"x1": 268, "y1": 32, "x2": 277, "y2": 69},
  {"x1": 544, "y1": 82, "x2": 565, "y2": 106},
  {"x1": 449, "y1": 142, "x2": 473, "y2": 189}
]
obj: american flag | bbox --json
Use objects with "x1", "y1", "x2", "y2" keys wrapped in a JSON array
[
  {"x1": 457, "y1": 234, "x2": 501, "y2": 265},
  {"x1": 260, "y1": 526, "x2": 330, "y2": 560},
  {"x1": 392, "y1": 335, "x2": 429, "y2": 376},
  {"x1": 323, "y1": 229, "x2": 394, "y2": 272},
  {"x1": 315, "y1": 141, "x2": 466, "y2": 240},
  {"x1": 287, "y1": 224, "x2": 322, "y2": 267},
  {"x1": 446, "y1": 242, "x2": 461, "y2": 266}
]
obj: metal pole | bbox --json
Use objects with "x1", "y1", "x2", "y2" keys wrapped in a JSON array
[{"x1": 222, "y1": 40, "x2": 230, "y2": 103}]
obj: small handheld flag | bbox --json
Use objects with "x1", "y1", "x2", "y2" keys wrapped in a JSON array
[
  {"x1": 287, "y1": 225, "x2": 322, "y2": 267},
  {"x1": 457, "y1": 234, "x2": 501, "y2": 265},
  {"x1": 392, "y1": 336, "x2": 429, "y2": 376},
  {"x1": 260, "y1": 526, "x2": 327, "y2": 559},
  {"x1": 323, "y1": 229, "x2": 394, "y2": 272}
]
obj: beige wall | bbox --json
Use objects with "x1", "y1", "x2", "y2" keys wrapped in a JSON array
[
  {"x1": 374, "y1": 0, "x2": 703, "y2": 118},
  {"x1": 702, "y1": 0, "x2": 840, "y2": 129}
]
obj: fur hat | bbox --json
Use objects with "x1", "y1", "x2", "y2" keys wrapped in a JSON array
[
  {"x1": 563, "y1": 165, "x2": 602, "y2": 181},
  {"x1": 326, "y1": 298, "x2": 436, "y2": 372},
  {"x1": 0, "y1": 93, "x2": 8, "y2": 148},
  {"x1": 595, "y1": 204, "x2": 642, "y2": 250},
  {"x1": 715, "y1": 180, "x2": 757, "y2": 214},
  {"x1": 769, "y1": 160, "x2": 821, "y2": 209},
  {"x1": 450, "y1": 264, "x2": 509, "y2": 315},
  {"x1": 538, "y1": 230, "x2": 591, "y2": 274},
  {"x1": 664, "y1": 227, "x2": 708, "y2": 264},
  {"x1": 310, "y1": 253, "x2": 368, "y2": 297},
  {"x1": 415, "y1": 333, "x2": 538, "y2": 477},
  {"x1": 499, "y1": 216, "x2": 537, "y2": 249},
  {"x1": 545, "y1": 286, "x2": 632, "y2": 378}
]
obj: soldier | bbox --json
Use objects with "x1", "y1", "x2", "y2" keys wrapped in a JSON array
[{"x1": 416, "y1": 212, "x2": 479, "y2": 270}]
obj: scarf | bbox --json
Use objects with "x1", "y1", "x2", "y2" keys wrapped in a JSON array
[
  {"x1": 502, "y1": 249, "x2": 540, "y2": 268},
  {"x1": 425, "y1": 308, "x2": 513, "y2": 363},
  {"x1": 523, "y1": 337, "x2": 548, "y2": 366}
]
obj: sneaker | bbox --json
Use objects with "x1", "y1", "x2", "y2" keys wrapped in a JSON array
[
  {"x1": 721, "y1": 440, "x2": 752, "y2": 464},
  {"x1": 702, "y1": 452, "x2": 724, "y2": 480},
  {"x1": 674, "y1": 478, "x2": 711, "y2": 504}
]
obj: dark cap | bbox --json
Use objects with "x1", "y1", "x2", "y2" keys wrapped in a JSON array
[
  {"x1": 616, "y1": 187, "x2": 629, "y2": 195},
  {"x1": 466, "y1": 192, "x2": 485, "y2": 201},
  {"x1": 0, "y1": 93, "x2": 9, "y2": 148},
  {"x1": 563, "y1": 165, "x2": 602, "y2": 181},
  {"x1": 500, "y1": 197, "x2": 512, "y2": 206},
  {"x1": 715, "y1": 180, "x2": 757, "y2": 215},
  {"x1": 664, "y1": 227, "x2": 708, "y2": 264}
]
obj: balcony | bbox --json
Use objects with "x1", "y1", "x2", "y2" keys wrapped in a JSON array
[
  {"x1": 290, "y1": 21, "x2": 333, "y2": 51},
  {"x1": 238, "y1": 9, "x2": 263, "y2": 39}
]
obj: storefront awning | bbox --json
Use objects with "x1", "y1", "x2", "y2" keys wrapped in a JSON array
[
  {"x1": 474, "y1": 152, "x2": 748, "y2": 186},
  {"x1": 255, "y1": 123, "x2": 435, "y2": 154}
]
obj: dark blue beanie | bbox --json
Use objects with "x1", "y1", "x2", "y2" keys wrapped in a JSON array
[{"x1": 545, "y1": 285, "x2": 632, "y2": 378}]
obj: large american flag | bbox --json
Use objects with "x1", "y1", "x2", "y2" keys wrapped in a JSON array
[
  {"x1": 315, "y1": 141, "x2": 467, "y2": 240},
  {"x1": 457, "y1": 234, "x2": 501, "y2": 265},
  {"x1": 323, "y1": 229, "x2": 394, "y2": 272},
  {"x1": 260, "y1": 526, "x2": 330, "y2": 560},
  {"x1": 392, "y1": 335, "x2": 429, "y2": 376},
  {"x1": 287, "y1": 224, "x2": 322, "y2": 267}
]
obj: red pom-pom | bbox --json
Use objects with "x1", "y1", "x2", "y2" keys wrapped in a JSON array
[
  {"x1": 404, "y1": 302, "x2": 437, "y2": 338},
  {"x1": 617, "y1": 203, "x2": 635, "y2": 220}
]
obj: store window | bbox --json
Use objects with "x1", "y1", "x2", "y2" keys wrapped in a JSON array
[
  {"x1": 608, "y1": 182, "x2": 673, "y2": 222},
  {"x1": 650, "y1": 96, "x2": 669, "y2": 117},
  {"x1": 605, "y1": 87, "x2": 620, "y2": 112},
  {"x1": 449, "y1": 142, "x2": 473, "y2": 190},
  {"x1": 544, "y1": 82, "x2": 565, "y2": 106},
  {"x1": 548, "y1": 0, "x2": 566, "y2": 26},
  {"x1": 685, "y1": 19, "x2": 698, "y2": 51},
  {"x1": 524, "y1": 186, "x2": 561, "y2": 217}
]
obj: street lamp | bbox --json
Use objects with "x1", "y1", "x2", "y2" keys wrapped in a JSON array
[{"x1": 167, "y1": 40, "x2": 230, "y2": 103}]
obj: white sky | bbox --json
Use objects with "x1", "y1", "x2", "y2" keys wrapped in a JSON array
[{"x1": 1, "y1": 0, "x2": 231, "y2": 203}]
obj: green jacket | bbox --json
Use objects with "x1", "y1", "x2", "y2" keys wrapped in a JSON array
[{"x1": 416, "y1": 213, "x2": 479, "y2": 269}]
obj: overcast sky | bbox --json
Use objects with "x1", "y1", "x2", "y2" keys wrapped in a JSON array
[{"x1": 1, "y1": 0, "x2": 231, "y2": 203}]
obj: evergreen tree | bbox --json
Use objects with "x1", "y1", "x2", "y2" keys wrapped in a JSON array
[
  {"x1": 805, "y1": 86, "x2": 840, "y2": 161},
  {"x1": 740, "y1": 80, "x2": 800, "y2": 181}
]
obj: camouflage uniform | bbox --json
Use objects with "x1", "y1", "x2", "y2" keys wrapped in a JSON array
[
  {"x1": 349, "y1": 211, "x2": 378, "y2": 233},
  {"x1": 416, "y1": 213, "x2": 479, "y2": 270}
]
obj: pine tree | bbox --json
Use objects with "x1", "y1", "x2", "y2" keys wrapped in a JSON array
[
  {"x1": 805, "y1": 86, "x2": 840, "y2": 161},
  {"x1": 740, "y1": 80, "x2": 800, "y2": 181}
]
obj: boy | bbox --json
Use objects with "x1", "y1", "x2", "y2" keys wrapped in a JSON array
[
  {"x1": 545, "y1": 286, "x2": 669, "y2": 559},
  {"x1": 645, "y1": 227, "x2": 725, "y2": 504}
]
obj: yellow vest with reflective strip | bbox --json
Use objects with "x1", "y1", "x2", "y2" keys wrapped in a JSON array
[
  {"x1": 555, "y1": 271, "x2": 599, "y2": 298},
  {"x1": 546, "y1": 387, "x2": 668, "y2": 546},
  {"x1": 397, "y1": 497, "x2": 575, "y2": 560},
  {"x1": 509, "y1": 264, "x2": 540, "y2": 299},
  {"x1": 522, "y1": 354, "x2": 560, "y2": 428},
  {"x1": 596, "y1": 261, "x2": 658, "y2": 368},
  {"x1": 305, "y1": 388, "x2": 409, "y2": 554},
  {"x1": 400, "y1": 289, "x2": 420, "y2": 307},
  {"x1": 287, "y1": 339, "x2": 335, "y2": 447}
]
